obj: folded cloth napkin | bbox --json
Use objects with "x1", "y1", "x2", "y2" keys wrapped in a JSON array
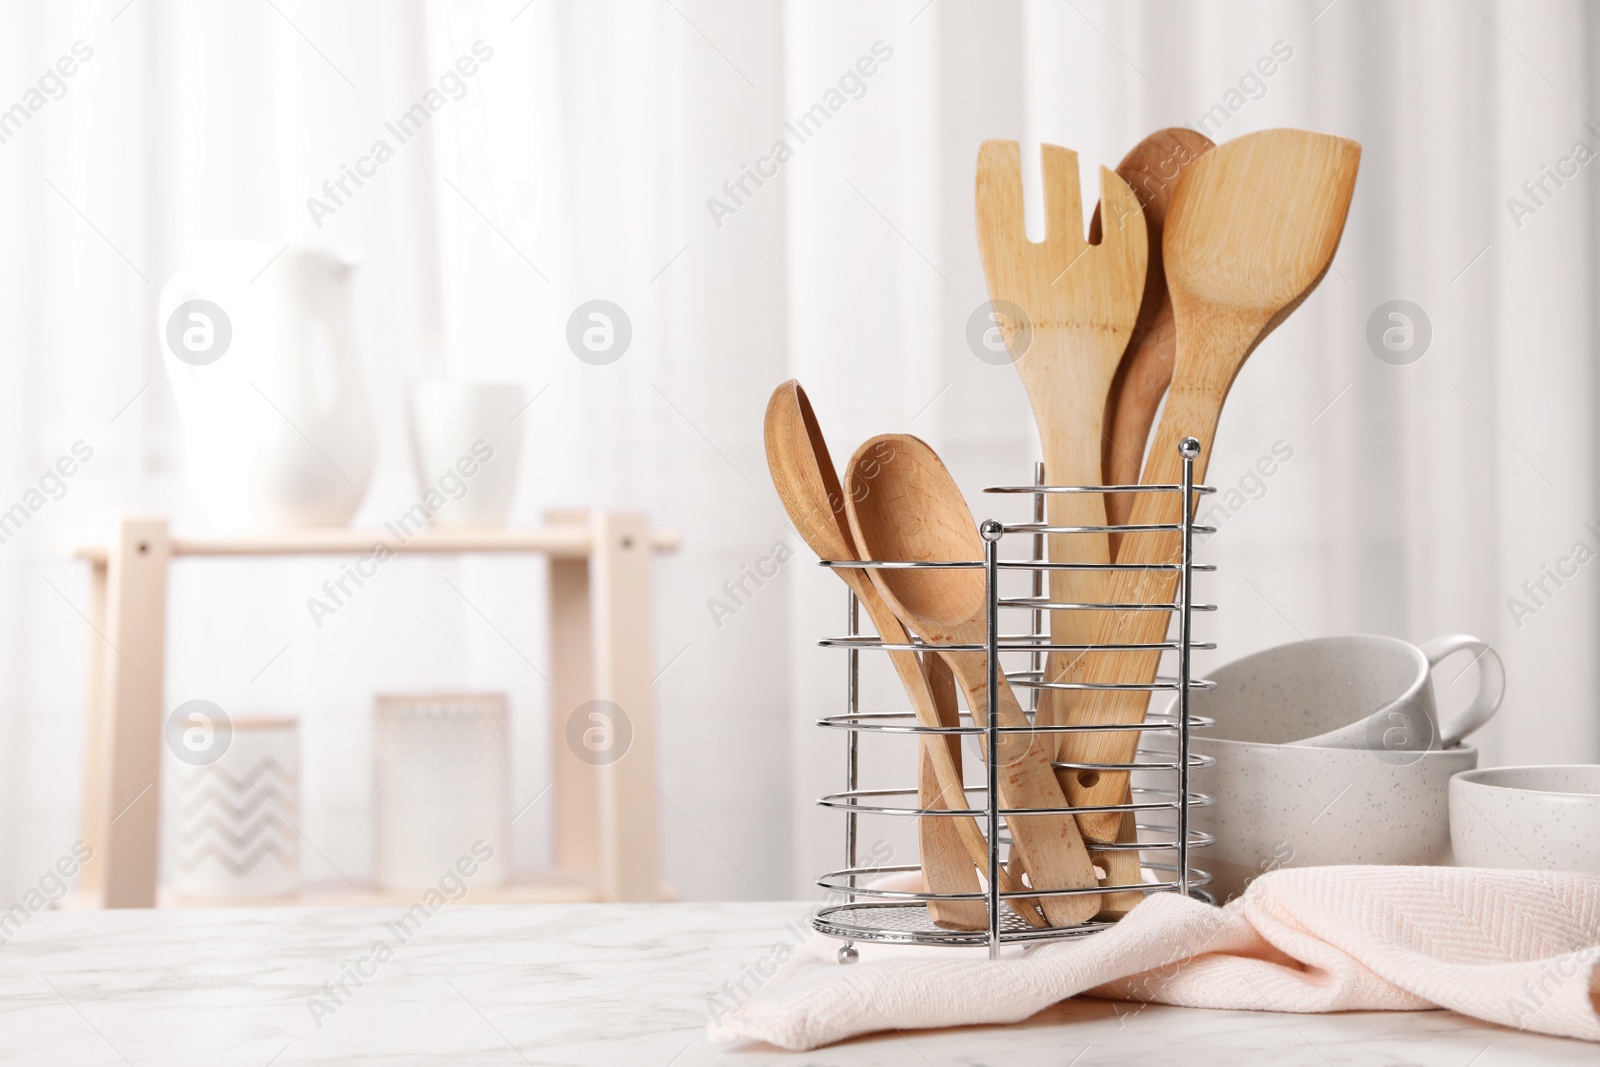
[{"x1": 707, "y1": 866, "x2": 1600, "y2": 1051}]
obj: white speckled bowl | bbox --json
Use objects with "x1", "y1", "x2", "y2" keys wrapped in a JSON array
[
  {"x1": 1137, "y1": 736, "x2": 1477, "y2": 903},
  {"x1": 1450, "y1": 765, "x2": 1600, "y2": 873}
]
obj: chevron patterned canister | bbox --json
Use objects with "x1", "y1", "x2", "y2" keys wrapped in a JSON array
[{"x1": 167, "y1": 717, "x2": 300, "y2": 900}]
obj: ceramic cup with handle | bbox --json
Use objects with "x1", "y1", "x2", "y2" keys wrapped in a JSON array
[
  {"x1": 406, "y1": 380, "x2": 525, "y2": 526},
  {"x1": 1450, "y1": 766, "x2": 1600, "y2": 874},
  {"x1": 1190, "y1": 633, "x2": 1504, "y2": 764}
]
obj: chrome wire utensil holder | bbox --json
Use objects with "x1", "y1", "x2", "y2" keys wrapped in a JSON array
[{"x1": 812, "y1": 439, "x2": 1217, "y2": 960}]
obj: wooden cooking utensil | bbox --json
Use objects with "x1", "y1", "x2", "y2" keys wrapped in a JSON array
[
  {"x1": 1088, "y1": 128, "x2": 1214, "y2": 916},
  {"x1": 916, "y1": 649, "x2": 991, "y2": 929},
  {"x1": 844, "y1": 433, "x2": 1101, "y2": 926},
  {"x1": 1093, "y1": 128, "x2": 1215, "y2": 559},
  {"x1": 763, "y1": 381, "x2": 1036, "y2": 930},
  {"x1": 975, "y1": 146, "x2": 1146, "y2": 781},
  {"x1": 1061, "y1": 129, "x2": 1361, "y2": 844}
]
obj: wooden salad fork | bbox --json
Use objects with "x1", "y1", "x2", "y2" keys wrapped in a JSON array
[
  {"x1": 974, "y1": 147, "x2": 1146, "y2": 702},
  {"x1": 974, "y1": 141, "x2": 1147, "y2": 902}
]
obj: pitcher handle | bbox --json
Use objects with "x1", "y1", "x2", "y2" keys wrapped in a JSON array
[{"x1": 1418, "y1": 634, "x2": 1504, "y2": 746}]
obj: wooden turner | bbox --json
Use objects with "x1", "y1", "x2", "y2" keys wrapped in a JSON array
[
  {"x1": 973, "y1": 142, "x2": 1146, "y2": 873},
  {"x1": 1086, "y1": 128, "x2": 1213, "y2": 916},
  {"x1": 1060, "y1": 128, "x2": 1361, "y2": 844}
]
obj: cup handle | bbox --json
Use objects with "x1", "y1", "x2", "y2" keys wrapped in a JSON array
[{"x1": 1418, "y1": 634, "x2": 1505, "y2": 746}]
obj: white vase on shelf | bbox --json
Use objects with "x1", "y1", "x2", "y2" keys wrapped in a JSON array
[
  {"x1": 406, "y1": 379, "x2": 525, "y2": 526},
  {"x1": 159, "y1": 242, "x2": 375, "y2": 529}
]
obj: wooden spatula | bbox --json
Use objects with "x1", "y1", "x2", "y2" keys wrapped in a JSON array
[
  {"x1": 1086, "y1": 128, "x2": 1213, "y2": 916},
  {"x1": 973, "y1": 142, "x2": 1146, "y2": 857},
  {"x1": 1061, "y1": 128, "x2": 1361, "y2": 844},
  {"x1": 846, "y1": 433, "x2": 1102, "y2": 926}
]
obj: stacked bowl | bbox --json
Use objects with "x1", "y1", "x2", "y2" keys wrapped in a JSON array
[{"x1": 1139, "y1": 633, "x2": 1506, "y2": 901}]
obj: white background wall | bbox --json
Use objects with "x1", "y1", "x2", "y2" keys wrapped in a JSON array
[{"x1": 0, "y1": 0, "x2": 1595, "y2": 904}]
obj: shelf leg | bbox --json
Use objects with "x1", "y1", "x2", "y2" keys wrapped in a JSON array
[
  {"x1": 546, "y1": 510, "x2": 599, "y2": 877},
  {"x1": 589, "y1": 511, "x2": 662, "y2": 902},
  {"x1": 76, "y1": 560, "x2": 109, "y2": 901},
  {"x1": 100, "y1": 517, "x2": 170, "y2": 908}
]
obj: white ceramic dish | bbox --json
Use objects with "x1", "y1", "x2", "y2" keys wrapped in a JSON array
[
  {"x1": 1450, "y1": 765, "x2": 1600, "y2": 874},
  {"x1": 1137, "y1": 734, "x2": 1478, "y2": 903},
  {"x1": 1132, "y1": 633, "x2": 1505, "y2": 901}
]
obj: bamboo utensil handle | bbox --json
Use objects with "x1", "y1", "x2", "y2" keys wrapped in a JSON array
[
  {"x1": 917, "y1": 653, "x2": 992, "y2": 929},
  {"x1": 1059, "y1": 390, "x2": 1221, "y2": 841},
  {"x1": 860, "y1": 593, "x2": 1044, "y2": 928},
  {"x1": 933, "y1": 648, "x2": 1102, "y2": 926}
]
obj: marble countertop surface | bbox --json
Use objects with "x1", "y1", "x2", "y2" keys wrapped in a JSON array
[{"x1": 1, "y1": 901, "x2": 1593, "y2": 1065}]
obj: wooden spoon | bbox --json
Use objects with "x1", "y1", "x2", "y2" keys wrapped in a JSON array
[
  {"x1": 1092, "y1": 128, "x2": 1216, "y2": 558},
  {"x1": 916, "y1": 650, "x2": 985, "y2": 925},
  {"x1": 844, "y1": 433, "x2": 1101, "y2": 926},
  {"x1": 1087, "y1": 128, "x2": 1214, "y2": 916},
  {"x1": 1061, "y1": 129, "x2": 1361, "y2": 844},
  {"x1": 762, "y1": 381, "x2": 1036, "y2": 930}
]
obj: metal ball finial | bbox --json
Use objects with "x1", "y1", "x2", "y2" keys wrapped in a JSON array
[
  {"x1": 837, "y1": 944, "x2": 859, "y2": 964},
  {"x1": 1178, "y1": 437, "x2": 1202, "y2": 459},
  {"x1": 979, "y1": 519, "x2": 1005, "y2": 543}
]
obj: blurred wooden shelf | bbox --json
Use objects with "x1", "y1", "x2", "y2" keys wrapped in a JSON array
[
  {"x1": 72, "y1": 524, "x2": 679, "y2": 562},
  {"x1": 70, "y1": 510, "x2": 678, "y2": 910}
]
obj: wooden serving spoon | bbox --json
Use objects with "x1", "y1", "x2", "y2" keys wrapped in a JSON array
[
  {"x1": 916, "y1": 650, "x2": 988, "y2": 926},
  {"x1": 1086, "y1": 128, "x2": 1214, "y2": 916},
  {"x1": 763, "y1": 381, "x2": 1037, "y2": 930},
  {"x1": 1093, "y1": 128, "x2": 1216, "y2": 558},
  {"x1": 844, "y1": 433, "x2": 1101, "y2": 927},
  {"x1": 1061, "y1": 129, "x2": 1361, "y2": 844}
]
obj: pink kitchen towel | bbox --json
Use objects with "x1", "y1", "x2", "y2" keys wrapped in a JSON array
[{"x1": 707, "y1": 866, "x2": 1600, "y2": 1051}]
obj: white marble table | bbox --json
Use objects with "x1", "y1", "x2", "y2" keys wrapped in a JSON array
[{"x1": 1, "y1": 902, "x2": 1592, "y2": 1065}]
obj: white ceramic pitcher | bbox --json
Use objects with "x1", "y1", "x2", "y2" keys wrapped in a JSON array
[{"x1": 160, "y1": 243, "x2": 374, "y2": 528}]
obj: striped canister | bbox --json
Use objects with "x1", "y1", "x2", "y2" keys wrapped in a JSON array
[{"x1": 167, "y1": 716, "x2": 299, "y2": 900}]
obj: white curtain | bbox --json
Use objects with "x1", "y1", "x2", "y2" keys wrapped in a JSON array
[
  {"x1": 782, "y1": 0, "x2": 1600, "y2": 896},
  {"x1": 1, "y1": 0, "x2": 1594, "y2": 904}
]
